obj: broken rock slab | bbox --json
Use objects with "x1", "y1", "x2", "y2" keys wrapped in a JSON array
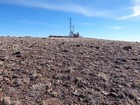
[{"x1": 42, "y1": 98, "x2": 63, "y2": 105}]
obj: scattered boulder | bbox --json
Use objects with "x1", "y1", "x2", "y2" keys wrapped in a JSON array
[
  {"x1": 0, "y1": 97, "x2": 22, "y2": 105},
  {"x1": 28, "y1": 83, "x2": 48, "y2": 98},
  {"x1": 42, "y1": 98, "x2": 63, "y2": 105},
  {"x1": 23, "y1": 77, "x2": 30, "y2": 84},
  {"x1": 97, "y1": 72, "x2": 109, "y2": 81},
  {"x1": 123, "y1": 46, "x2": 132, "y2": 51},
  {"x1": 12, "y1": 51, "x2": 22, "y2": 57}
]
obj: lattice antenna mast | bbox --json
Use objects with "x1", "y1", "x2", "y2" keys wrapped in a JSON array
[
  {"x1": 72, "y1": 25, "x2": 75, "y2": 34},
  {"x1": 69, "y1": 18, "x2": 73, "y2": 37}
]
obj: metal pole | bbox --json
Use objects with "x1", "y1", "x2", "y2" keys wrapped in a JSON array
[
  {"x1": 69, "y1": 18, "x2": 73, "y2": 37},
  {"x1": 73, "y1": 25, "x2": 75, "y2": 34}
]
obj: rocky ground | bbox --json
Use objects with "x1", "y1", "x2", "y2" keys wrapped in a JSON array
[{"x1": 0, "y1": 37, "x2": 140, "y2": 105}]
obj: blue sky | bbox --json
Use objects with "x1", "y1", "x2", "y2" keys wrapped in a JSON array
[{"x1": 0, "y1": 0, "x2": 140, "y2": 41}]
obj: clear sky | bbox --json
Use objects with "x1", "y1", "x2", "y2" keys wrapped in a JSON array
[{"x1": 0, "y1": 0, "x2": 140, "y2": 41}]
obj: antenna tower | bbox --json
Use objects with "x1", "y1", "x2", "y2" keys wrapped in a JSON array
[{"x1": 69, "y1": 18, "x2": 73, "y2": 37}]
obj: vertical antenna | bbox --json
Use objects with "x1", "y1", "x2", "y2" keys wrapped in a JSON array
[
  {"x1": 69, "y1": 18, "x2": 71, "y2": 36},
  {"x1": 69, "y1": 18, "x2": 73, "y2": 37},
  {"x1": 72, "y1": 25, "x2": 75, "y2": 34}
]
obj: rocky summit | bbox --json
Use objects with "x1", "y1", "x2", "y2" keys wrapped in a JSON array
[{"x1": 0, "y1": 37, "x2": 140, "y2": 105}]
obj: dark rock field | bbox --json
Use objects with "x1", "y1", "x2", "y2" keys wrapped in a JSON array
[{"x1": 0, "y1": 37, "x2": 140, "y2": 105}]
